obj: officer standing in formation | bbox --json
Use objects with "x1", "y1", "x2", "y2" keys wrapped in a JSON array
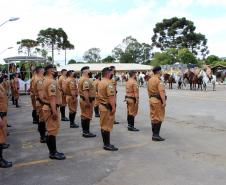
[
  {"x1": 125, "y1": 70, "x2": 139, "y2": 131},
  {"x1": 109, "y1": 66, "x2": 119, "y2": 125},
  {"x1": 98, "y1": 67, "x2": 118, "y2": 151},
  {"x1": 58, "y1": 69, "x2": 69, "y2": 122},
  {"x1": 93, "y1": 73, "x2": 101, "y2": 117},
  {"x1": 0, "y1": 76, "x2": 12, "y2": 168},
  {"x1": 147, "y1": 66, "x2": 166, "y2": 141},
  {"x1": 12, "y1": 73, "x2": 20, "y2": 108},
  {"x1": 64, "y1": 70, "x2": 79, "y2": 128},
  {"x1": 78, "y1": 66, "x2": 96, "y2": 138},
  {"x1": 30, "y1": 70, "x2": 38, "y2": 124},
  {"x1": 33, "y1": 66, "x2": 46, "y2": 143},
  {"x1": 41, "y1": 65, "x2": 66, "y2": 160}
]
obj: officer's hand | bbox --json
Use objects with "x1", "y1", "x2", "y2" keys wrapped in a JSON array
[
  {"x1": 52, "y1": 111, "x2": 58, "y2": 120},
  {"x1": 162, "y1": 103, "x2": 166, "y2": 107},
  {"x1": 110, "y1": 108, "x2": 116, "y2": 116}
]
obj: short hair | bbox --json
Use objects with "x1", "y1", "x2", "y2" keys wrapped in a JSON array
[
  {"x1": 81, "y1": 66, "x2": 90, "y2": 72},
  {"x1": 102, "y1": 67, "x2": 111, "y2": 76},
  {"x1": 44, "y1": 64, "x2": 55, "y2": 72},
  {"x1": 129, "y1": 70, "x2": 136, "y2": 77},
  {"x1": 61, "y1": 69, "x2": 67, "y2": 73},
  {"x1": 35, "y1": 66, "x2": 43, "y2": 73},
  {"x1": 152, "y1": 66, "x2": 162, "y2": 74},
  {"x1": 66, "y1": 70, "x2": 74, "y2": 77}
]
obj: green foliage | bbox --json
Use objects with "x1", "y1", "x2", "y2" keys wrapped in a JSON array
[
  {"x1": 206, "y1": 55, "x2": 220, "y2": 65},
  {"x1": 17, "y1": 39, "x2": 39, "y2": 56},
  {"x1": 178, "y1": 48, "x2": 197, "y2": 64},
  {"x1": 211, "y1": 60, "x2": 226, "y2": 67},
  {"x1": 151, "y1": 52, "x2": 174, "y2": 66},
  {"x1": 83, "y1": 48, "x2": 101, "y2": 63},
  {"x1": 151, "y1": 17, "x2": 209, "y2": 58},
  {"x1": 68, "y1": 59, "x2": 77, "y2": 64},
  {"x1": 112, "y1": 36, "x2": 152, "y2": 63},
  {"x1": 102, "y1": 56, "x2": 116, "y2": 63}
]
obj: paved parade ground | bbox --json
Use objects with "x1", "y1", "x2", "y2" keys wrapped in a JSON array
[{"x1": 1, "y1": 85, "x2": 226, "y2": 185}]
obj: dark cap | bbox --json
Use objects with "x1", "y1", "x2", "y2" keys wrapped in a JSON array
[
  {"x1": 81, "y1": 66, "x2": 90, "y2": 72},
  {"x1": 61, "y1": 69, "x2": 67, "y2": 73},
  {"x1": 152, "y1": 66, "x2": 162, "y2": 73},
  {"x1": 110, "y1": 66, "x2": 115, "y2": 70},
  {"x1": 66, "y1": 70, "x2": 74, "y2": 77},
  {"x1": 102, "y1": 67, "x2": 111, "y2": 73},
  {"x1": 35, "y1": 66, "x2": 43, "y2": 72},
  {"x1": 45, "y1": 64, "x2": 55, "y2": 71}
]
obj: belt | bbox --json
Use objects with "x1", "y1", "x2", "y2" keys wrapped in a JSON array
[
  {"x1": 149, "y1": 94, "x2": 167, "y2": 103},
  {"x1": 100, "y1": 103, "x2": 112, "y2": 111},
  {"x1": 80, "y1": 96, "x2": 95, "y2": 103},
  {"x1": 0, "y1": 112, "x2": 7, "y2": 118}
]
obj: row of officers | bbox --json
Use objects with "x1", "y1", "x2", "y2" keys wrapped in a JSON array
[{"x1": 0, "y1": 65, "x2": 166, "y2": 168}]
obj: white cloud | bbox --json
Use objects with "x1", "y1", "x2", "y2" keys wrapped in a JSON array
[{"x1": 0, "y1": 0, "x2": 226, "y2": 65}]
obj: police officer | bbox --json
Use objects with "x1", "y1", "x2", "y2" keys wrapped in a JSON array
[
  {"x1": 93, "y1": 73, "x2": 101, "y2": 117},
  {"x1": 109, "y1": 66, "x2": 119, "y2": 125},
  {"x1": 98, "y1": 67, "x2": 118, "y2": 151},
  {"x1": 41, "y1": 65, "x2": 66, "y2": 160},
  {"x1": 147, "y1": 66, "x2": 166, "y2": 141},
  {"x1": 10, "y1": 74, "x2": 15, "y2": 105},
  {"x1": 64, "y1": 70, "x2": 79, "y2": 128},
  {"x1": 125, "y1": 71, "x2": 139, "y2": 131},
  {"x1": 13, "y1": 73, "x2": 20, "y2": 108},
  {"x1": 30, "y1": 70, "x2": 38, "y2": 124},
  {"x1": 58, "y1": 69, "x2": 69, "y2": 121},
  {"x1": 34, "y1": 66, "x2": 46, "y2": 143},
  {"x1": 0, "y1": 76, "x2": 12, "y2": 168},
  {"x1": 78, "y1": 66, "x2": 96, "y2": 138}
]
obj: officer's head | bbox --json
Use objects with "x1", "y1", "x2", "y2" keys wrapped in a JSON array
[
  {"x1": 61, "y1": 69, "x2": 67, "y2": 76},
  {"x1": 15, "y1": 73, "x2": 19, "y2": 78},
  {"x1": 152, "y1": 66, "x2": 162, "y2": 75},
  {"x1": 81, "y1": 66, "x2": 92, "y2": 78},
  {"x1": 35, "y1": 66, "x2": 44, "y2": 75},
  {"x1": 129, "y1": 70, "x2": 136, "y2": 79},
  {"x1": 45, "y1": 64, "x2": 58, "y2": 78},
  {"x1": 102, "y1": 67, "x2": 112, "y2": 79},
  {"x1": 66, "y1": 70, "x2": 74, "y2": 78}
]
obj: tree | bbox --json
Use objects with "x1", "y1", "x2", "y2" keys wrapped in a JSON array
[
  {"x1": 151, "y1": 17, "x2": 209, "y2": 57},
  {"x1": 83, "y1": 48, "x2": 101, "y2": 63},
  {"x1": 35, "y1": 48, "x2": 48, "y2": 58},
  {"x1": 178, "y1": 48, "x2": 197, "y2": 64},
  {"x1": 37, "y1": 28, "x2": 68, "y2": 63},
  {"x1": 60, "y1": 39, "x2": 74, "y2": 65},
  {"x1": 112, "y1": 36, "x2": 152, "y2": 63},
  {"x1": 17, "y1": 39, "x2": 39, "y2": 56},
  {"x1": 102, "y1": 56, "x2": 116, "y2": 63},
  {"x1": 206, "y1": 55, "x2": 220, "y2": 65},
  {"x1": 68, "y1": 59, "x2": 77, "y2": 64},
  {"x1": 150, "y1": 52, "x2": 174, "y2": 66}
]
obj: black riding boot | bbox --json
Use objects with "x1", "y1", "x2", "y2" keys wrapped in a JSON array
[
  {"x1": 152, "y1": 123, "x2": 165, "y2": 141},
  {"x1": 127, "y1": 115, "x2": 139, "y2": 131},
  {"x1": 2, "y1": 143, "x2": 10, "y2": 149},
  {"x1": 60, "y1": 106, "x2": 69, "y2": 121},
  {"x1": 47, "y1": 135, "x2": 66, "y2": 160},
  {"x1": 82, "y1": 119, "x2": 96, "y2": 138},
  {"x1": 15, "y1": 100, "x2": 20, "y2": 108},
  {"x1": 38, "y1": 121, "x2": 46, "y2": 143},
  {"x1": 12, "y1": 96, "x2": 15, "y2": 105},
  {"x1": 0, "y1": 144, "x2": 12, "y2": 168},
  {"x1": 94, "y1": 106, "x2": 100, "y2": 117},
  {"x1": 32, "y1": 110, "x2": 38, "y2": 124},
  {"x1": 101, "y1": 130, "x2": 118, "y2": 151},
  {"x1": 69, "y1": 113, "x2": 79, "y2": 128}
]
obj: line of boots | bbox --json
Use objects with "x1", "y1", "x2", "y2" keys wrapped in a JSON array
[
  {"x1": 127, "y1": 115, "x2": 139, "y2": 131},
  {"x1": 46, "y1": 135, "x2": 66, "y2": 160},
  {"x1": 81, "y1": 119, "x2": 96, "y2": 138},
  {"x1": 60, "y1": 106, "x2": 69, "y2": 121},
  {"x1": 0, "y1": 144, "x2": 12, "y2": 168},
  {"x1": 38, "y1": 119, "x2": 46, "y2": 143},
  {"x1": 152, "y1": 122, "x2": 165, "y2": 141},
  {"x1": 32, "y1": 110, "x2": 38, "y2": 124},
  {"x1": 101, "y1": 130, "x2": 118, "y2": 151},
  {"x1": 69, "y1": 112, "x2": 79, "y2": 128},
  {"x1": 94, "y1": 106, "x2": 100, "y2": 117}
]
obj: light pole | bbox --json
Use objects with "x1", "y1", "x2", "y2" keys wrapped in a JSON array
[
  {"x1": 0, "y1": 46, "x2": 13, "y2": 55},
  {"x1": 0, "y1": 17, "x2": 20, "y2": 27}
]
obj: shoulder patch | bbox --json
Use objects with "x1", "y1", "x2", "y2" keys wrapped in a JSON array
[
  {"x1": 38, "y1": 80, "x2": 43, "y2": 85},
  {"x1": 108, "y1": 84, "x2": 113, "y2": 89}
]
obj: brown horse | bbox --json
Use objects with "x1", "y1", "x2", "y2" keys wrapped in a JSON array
[
  {"x1": 163, "y1": 73, "x2": 175, "y2": 89},
  {"x1": 184, "y1": 71, "x2": 202, "y2": 90}
]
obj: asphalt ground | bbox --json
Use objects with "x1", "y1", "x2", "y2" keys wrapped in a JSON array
[{"x1": 1, "y1": 84, "x2": 226, "y2": 185}]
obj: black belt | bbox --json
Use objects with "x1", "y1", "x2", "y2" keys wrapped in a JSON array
[
  {"x1": 0, "y1": 112, "x2": 7, "y2": 118},
  {"x1": 80, "y1": 96, "x2": 95, "y2": 103},
  {"x1": 149, "y1": 94, "x2": 167, "y2": 103},
  {"x1": 100, "y1": 103, "x2": 112, "y2": 111}
]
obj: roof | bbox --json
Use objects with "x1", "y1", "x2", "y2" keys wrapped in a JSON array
[
  {"x1": 57, "y1": 63, "x2": 153, "y2": 72},
  {"x1": 4, "y1": 56, "x2": 47, "y2": 64}
]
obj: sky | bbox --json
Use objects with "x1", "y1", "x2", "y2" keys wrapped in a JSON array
[{"x1": 0, "y1": 0, "x2": 226, "y2": 65}]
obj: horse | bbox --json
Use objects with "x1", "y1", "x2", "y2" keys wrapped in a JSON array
[
  {"x1": 163, "y1": 73, "x2": 176, "y2": 89},
  {"x1": 184, "y1": 71, "x2": 199, "y2": 90},
  {"x1": 197, "y1": 69, "x2": 217, "y2": 91}
]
